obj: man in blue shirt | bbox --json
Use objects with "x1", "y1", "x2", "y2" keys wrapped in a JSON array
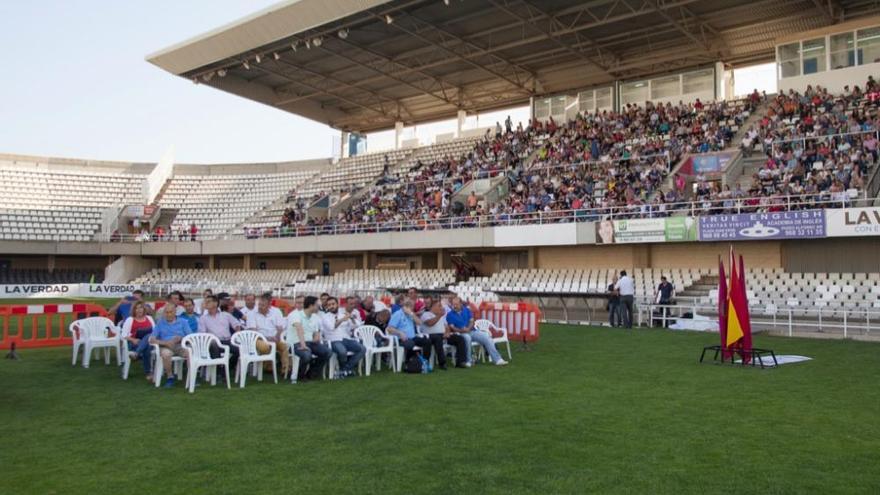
[
  {"x1": 149, "y1": 303, "x2": 194, "y2": 387},
  {"x1": 387, "y1": 300, "x2": 431, "y2": 361},
  {"x1": 446, "y1": 297, "x2": 507, "y2": 366},
  {"x1": 178, "y1": 298, "x2": 200, "y2": 333}
]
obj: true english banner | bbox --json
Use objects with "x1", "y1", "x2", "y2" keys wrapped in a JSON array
[{"x1": 699, "y1": 210, "x2": 826, "y2": 241}]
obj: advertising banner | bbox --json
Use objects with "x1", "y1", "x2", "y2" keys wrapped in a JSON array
[
  {"x1": 0, "y1": 284, "x2": 137, "y2": 300},
  {"x1": 699, "y1": 210, "x2": 826, "y2": 241},
  {"x1": 825, "y1": 207, "x2": 880, "y2": 237},
  {"x1": 596, "y1": 217, "x2": 697, "y2": 244}
]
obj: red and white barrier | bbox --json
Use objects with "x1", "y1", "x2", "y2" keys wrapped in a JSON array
[{"x1": 478, "y1": 302, "x2": 541, "y2": 342}]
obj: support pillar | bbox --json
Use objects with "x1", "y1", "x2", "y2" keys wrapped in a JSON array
[
  {"x1": 437, "y1": 249, "x2": 444, "y2": 269},
  {"x1": 299, "y1": 255, "x2": 305, "y2": 270},
  {"x1": 456, "y1": 110, "x2": 466, "y2": 138},
  {"x1": 162, "y1": 256, "x2": 169, "y2": 270},
  {"x1": 208, "y1": 255, "x2": 215, "y2": 270},
  {"x1": 362, "y1": 252, "x2": 369, "y2": 270},
  {"x1": 47, "y1": 254, "x2": 56, "y2": 273},
  {"x1": 527, "y1": 248, "x2": 537, "y2": 269},
  {"x1": 394, "y1": 121, "x2": 404, "y2": 149},
  {"x1": 340, "y1": 131, "x2": 349, "y2": 159},
  {"x1": 243, "y1": 254, "x2": 252, "y2": 270}
]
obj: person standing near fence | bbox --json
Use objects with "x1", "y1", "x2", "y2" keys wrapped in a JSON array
[
  {"x1": 615, "y1": 270, "x2": 635, "y2": 328},
  {"x1": 607, "y1": 275, "x2": 620, "y2": 328},
  {"x1": 655, "y1": 276, "x2": 675, "y2": 328}
]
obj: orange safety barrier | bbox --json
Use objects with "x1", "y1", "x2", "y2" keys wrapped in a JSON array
[
  {"x1": 0, "y1": 303, "x2": 109, "y2": 350},
  {"x1": 478, "y1": 301, "x2": 541, "y2": 342}
]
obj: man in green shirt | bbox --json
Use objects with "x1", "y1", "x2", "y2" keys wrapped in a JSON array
[{"x1": 287, "y1": 295, "x2": 331, "y2": 381}]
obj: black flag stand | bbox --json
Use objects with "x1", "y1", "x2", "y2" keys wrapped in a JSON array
[{"x1": 519, "y1": 333, "x2": 532, "y2": 352}]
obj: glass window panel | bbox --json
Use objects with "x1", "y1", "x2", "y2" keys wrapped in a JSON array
[
  {"x1": 596, "y1": 87, "x2": 613, "y2": 109},
  {"x1": 778, "y1": 42, "x2": 800, "y2": 61},
  {"x1": 534, "y1": 98, "x2": 550, "y2": 119},
  {"x1": 830, "y1": 32, "x2": 855, "y2": 69},
  {"x1": 857, "y1": 27, "x2": 880, "y2": 65},
  {"x1": 779, "y1": 59, "x2": 800, "y2": 78},
  {"x1": 682, "y1": 69, "x2": 713, "y2": 94},
  {"x1": 801, "y1": 37, "x2": 826, "y2": 74},
  {"x1": 651, "y1": 75, "x2": 680, "y2": 99},
  {"x1": 577, "y1": 90, "x2": 594, "y2": 113},
  {"x1": 620, "y1": 81, "x2": 648, "y2": 106}
]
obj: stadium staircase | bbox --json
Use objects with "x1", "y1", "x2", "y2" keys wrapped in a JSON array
[{"x1": 675, "y1": 274, "x2": 719, "y2": 304}]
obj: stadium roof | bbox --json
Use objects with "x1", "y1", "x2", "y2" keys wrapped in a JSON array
[{"x1": 148, "y1": 0, "x2": 880, "y2": 133}]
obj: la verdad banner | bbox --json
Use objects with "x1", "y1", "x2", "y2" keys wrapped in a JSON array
[
  {"x1": 825, "y1": 207, "x2": 880, "y2": 237},
  {"x1": 0, "y1": 284, "x2": 139, "y2": 299}
]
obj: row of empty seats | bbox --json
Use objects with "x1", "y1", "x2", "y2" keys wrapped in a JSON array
[
  {"x1": 0, "y1": 165, "x2": 146, "y2": 241},
  {"x1": 291, "y1": 269, "x2": 456, "y2": 296},
  {"x1": 132, "y1": 268, "x2": 316, "y2": 289},
  {"x1": 160, "y1": 171, "x2": 318, "y2": 238},
  {"x1": 0, "y1": 268, "x2": 104, "y2": 284}
]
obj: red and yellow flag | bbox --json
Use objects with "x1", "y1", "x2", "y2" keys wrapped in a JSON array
[{"x1": 719, "y1": 247, "x2": 753, "y2": 361}]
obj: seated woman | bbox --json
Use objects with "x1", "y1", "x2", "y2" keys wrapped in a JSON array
[{"x1": 121, "y1": 301, "x2": 156, "y2": 380}]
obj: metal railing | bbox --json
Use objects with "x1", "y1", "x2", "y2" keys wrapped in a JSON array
[{"x1": 91, "y1": 190, "x2": 871, "y2": 242}]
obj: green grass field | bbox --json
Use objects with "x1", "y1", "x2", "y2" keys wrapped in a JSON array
[{"x1": 2, "y1": 324, "x2": 879, "y2": 494}]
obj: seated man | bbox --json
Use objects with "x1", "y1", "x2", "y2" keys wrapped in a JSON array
[
  {"x1": 246, "y1": 293, "x2": 291, "y2": 378},
  {"x1": 198, "y1": 295, "x2": 243, "y2": 373},
  {"x1": 320, "y1": 296, "x2": 365, "y2": 379},
  {"x1": 386, "y1": 299, "x2": 431, "y2": 361},
  {"x1": 420, "y1": 300, "x2": 467, "y2": 370},
  {"x1": 287, "y1": 296, "x2": 331, "y2": 381},
  {"x1": 149, "y1": 303, "x2": 195, "y2": 387},
  {"x1": 178, "y1": 298, "x2": 200, "y2": 334},
  {"x1": 240, "y1": 292, "x2": 257, "y2": 322},
  {"x1": 446, "y1": 297, "x2": 507, "y2": 366}
]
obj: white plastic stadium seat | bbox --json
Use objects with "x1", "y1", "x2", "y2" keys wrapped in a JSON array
[
  {"x1": 355, "y1": 325, "x2": 396, "y2": 375},
  {"x1": 231, "y1": 330, "x2": 277, "y2": 387},
  {"x1": 474, "y1": 319, "x2": 512, "y2": 361},
  {"x1": 182, "y1": 333, "x2": 231, "y2": 393}
]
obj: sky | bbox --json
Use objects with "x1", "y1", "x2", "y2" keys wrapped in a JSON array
[
  {"x1": 0, "y1": 0, "x2": 337, "y2": 164},
  {"x1": 0, "y1": 2, "x2": 777, "y2": 164}
]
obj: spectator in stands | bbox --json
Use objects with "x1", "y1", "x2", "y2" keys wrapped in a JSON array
[
  {"x1": 198, "y1": 295, "x2": 243, "y2": 375},
  {"x1": 189, "y1": 223, "x2": 198, "y2": 242},
  {"x1": 654, "y1": 276, "x2": 675, "y2": 328},
  {"x1": 320, "y1": 296, "x2": 365, "y2": 378},
  {"x1": 607, "y1": 275, "x2": 620, "y2": 328},
  {"x1": 615, "y1": 270, "x2": 635, "y2": 328},
  {"x1": 149, "y1": 304, "x2": 194, "y2": 387},
  {"x1": 287, "y1": 295, "x2": 331, "y2": 381},
  {"x1": 446, "y1": 296, "x2": 507, "y2": 366},
  {"x1": 121, "y1": 301, "x2": 156, "y2": 379},
  {"x1": 246, "y1": 293, "x2": 290, "y2": 378},
  {"x1": 387, "y1": 299, "x2": 431, "y2": 361},
  {"x1": 419, "y1": 299, "x2": 463, "y2": 370},
  {"x1": 179, "y1": 298, "x2": 200, "y2": 333}
]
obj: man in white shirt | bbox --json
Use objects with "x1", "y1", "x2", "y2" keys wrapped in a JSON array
[
  {"x1": 240, "y1": 293, "x2": 257, "y2": 322},
  {"x1": 320, "y1": 297, "x2": 365, "y2": 378},
  {"x1": 246, "y1": 293, "x2": 290, "y2": 378},
  {"x1": 614, "y1": 270, "x2": 635, "y2": 328},
  {"x1": 420, "y1": 300, "x2": 467, "y2": 370}
]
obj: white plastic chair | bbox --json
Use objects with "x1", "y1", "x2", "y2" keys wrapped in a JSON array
[
  {"x1": 474, "y1": 319, "x2": 512, "y2": 361},
  {"x1": 280, "y1": 333, "x2": 302, "y2": 383},
  {"x1": 72, "y1": 317, "x2": 121, "y2": 368},
  {"x1": 181, "y1": 333, "x2": 231, "y2": 393},
  {"x1": 150, "y1": 343, "x2": 187, "y2": 387},
  {"x1": 355, "y1": 325, "x2": 396, "y2": 375},
  {"x1": 231, "y1": 330, "x2": 277, "y2": 387},
  {"x1": 326, "y1": 339, "x2": 361, "y2": 380}
]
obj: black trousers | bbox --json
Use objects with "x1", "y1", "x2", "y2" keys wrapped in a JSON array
[
  {"x1": 425, "y1": 333, "x2": 467, "y2": 366},
  {"x1": 211, "y1": 340, "x2": 240, "y2": 372}
]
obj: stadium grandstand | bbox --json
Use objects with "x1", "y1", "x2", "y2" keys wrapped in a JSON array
[{"x1": 5, "y1": 1, "x2": 880, "y2": 493}]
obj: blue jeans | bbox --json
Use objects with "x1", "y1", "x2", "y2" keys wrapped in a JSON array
[
  {"x1": 293, "y1": 341, "x2": 331, "y2": 379},
  {"x1": 128, "y1": 334, "x2": 153, "y2": 375},
  {"x1": 331, "y1": 339, "x2": 365, "y2": 372},
  {"x1": 468, "y1": 330, "x2": 502, "y2": 363}
]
